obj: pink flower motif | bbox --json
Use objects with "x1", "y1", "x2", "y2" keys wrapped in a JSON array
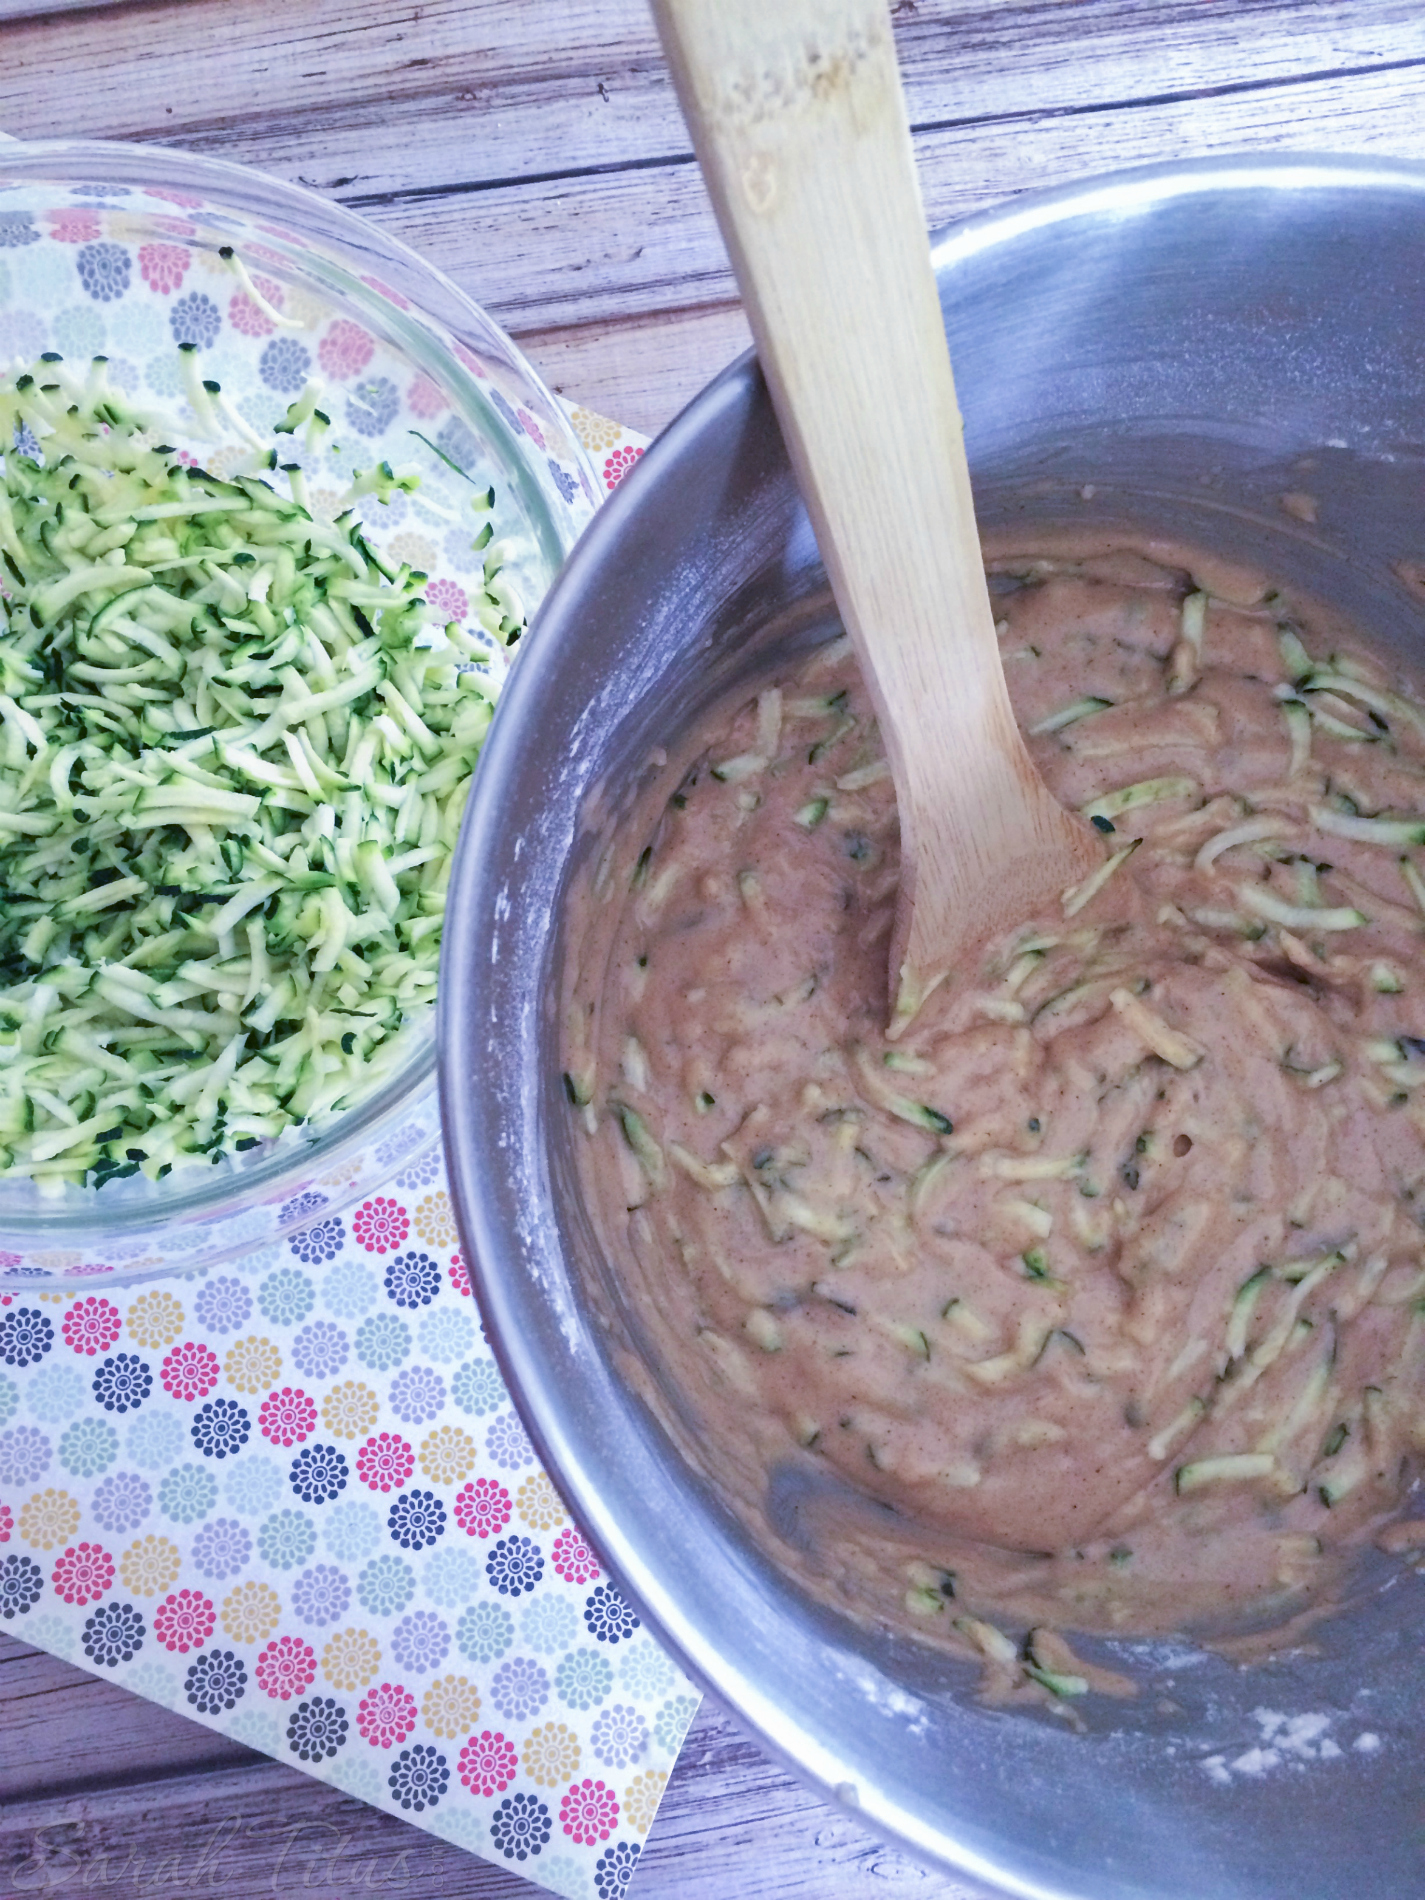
[
  {"x1": 454, "y1": 1477, "x2": 511, "y2": 1541},
  {"x1": 161, "y1": 1341, "x2": 221, "y2": 1402},
  {"x1": 458, "y1": 1729, "x2": 518, "y2": 1796},
  {"x1": 154, "y1": 1588, "x2": 216, "y2": 1654},
  {"x1": 62, "y1": 1296, "x2": 123, "y2": 1357},
  {"x1": 357, "y1": 1681, "x2": 418, "y2": 1747},
  {"x1": 258, "y1": 1386, "x2": 317, "y2": 1448},
  {"x1": 69, "y1": 1262, "x2": 114, "y2": 1278},
  {"x1": 151, "y1": 215, "x2": 197, "y2": 240},
  {"x1": 247, "y1": 242, "x2": 287, "y2": 268},
  {"x1": 138, "y1": 241, "x2": 190, "y2": 295},
  {"x1": 227, "y1": 291, "x2": 273, "y2": 338},
  {"x1": 424, "y1": 577, "x2": 468, "y2": 624},
  {"x1": 550, "y1": 1527, "x2": 601, "y2": 1586},
  {"x1": 51, "y1": 1542, "x2": 115, "y2": 1607},
  {"x1": 448, "y1": 1254, "x2": 471, "y2": 1299},
  {"x1": 255, "y1": 1635, "x2": 317, "y2": 1701},
  {"x1": 48, "y1": 208, "x2": 101, "y2": 243},
  {"x1": 0, "y1": 1252, "x2": 21, "y2": 1270},
  {"x1": 145, "y1": 186, "x2": 204, "y2": 209},
  {"x1": 560, "y1": 1778, "x2": 619, "y2": 1845},
  {"x1": 356, "y1": 1431, "x2": 414, "y2": 1493},
  {"x1": 406, "y1": 373, "x2": 447, "y2": 420},
  {"x1": 516, "y1": 407, "x2": 546, "y2": 450},
  {"x1": 317, "y1": 319, "x2": 375, "y2": 380},
  {"x1": 360, "y1": 273, "x2": 411, "y2": 310},
  {"x1": 351, "y1": 1197, "x2": 409, "y2": 1255},
  {"x1": 0, "y1": 1503, "x2": 12, "y2": 1543},
  {"x1": 453, "y1": 340, "x2": 487, "y2": 378},
  {"x1": 603, "y1": 445, "x2": 644, "y2": 492}
]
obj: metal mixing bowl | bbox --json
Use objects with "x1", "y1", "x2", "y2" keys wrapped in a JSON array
[{"x1": 441, "y1": 156, "x2": 1425, "y2": 1899}]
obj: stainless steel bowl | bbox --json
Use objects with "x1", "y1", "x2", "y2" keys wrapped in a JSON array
[{"x1": 441, "y1": 156, "x2": 1425, "y2": 1900}]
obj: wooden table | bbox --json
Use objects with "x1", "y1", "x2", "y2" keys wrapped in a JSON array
[{"x1": 3, "y1": 2, "x2": 1425, "y2": 1894}]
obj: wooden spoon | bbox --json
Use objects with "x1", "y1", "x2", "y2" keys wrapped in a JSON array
[{"x1": 649, "y1": 0, "x2": 1100, "y2": 1032}]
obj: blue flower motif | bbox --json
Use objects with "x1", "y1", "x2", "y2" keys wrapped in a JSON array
[
  {"x1": 485, "y1": 1410, "x2": 535, "y2": 1471},
  {"x1": 320, "y1": 1259, "x2": 376, "y2": 1319},
  {"x1": 486, "y1": 1535, "x2": 543, "y2": 1599},
  {"x1": 280, "y1": 1190, "x2": 328, "y2": 1225},
  {"x1": 555, "y1": 1647, "x2": 612, "y2": 1711},
  {"x1": 24, "y1": 1361, "x2": 86, "y2": 1422},
  {"x1": 489, "y1": 1655, "x2": 548, "y2": 1723},
  {"x1": 618, "y1": 1638, "x2": 677, "y2": 1700},
  {"x1": 347, "y1": 376, "x2": 399, "y2": 436},
  {"x1": 126, "y1": 1409, "x2": 183, "y2": 1469},
  {"x1": 383, "y1": 1251, "x2": 441, "y2": 1310},
  {"x1": 0, "y1": 1375, "x2": 16, "y2": 1428},
  {"x1": 291, "y1": 1320, "x2": 348, "y2": 1382},
  {"x1": 395, "y1": 1150, "x2": 441, "y2": 1191},
  {"x1": 170, "y1": 291, "x2": 220, "y2": 348},
  {"x1": 388, "y1": 1742, "x2": 448, "y2": 1813},
  {"x1": 1, "y1": 1553, "x2": 44, "y2": 1619},
  {"x1": 653, "y1": 1693, "x2": 699, "y2": 1754},
  {"x1": 389, "y1": 1364, "x2": 444, "y2": 1426},
  {"x1": 435, "y1": 416, "x2": 479, "y2": 474},
  {"x1": 520, "y1": 1592, "x2": 578, "y2": 1656},
  {"x1": 290, "y1": 1215, "x2": 344, "y2": 1265},
  {"x1": 0, "y1": 1426, "x2": 51, "y2": 1486},
  {"x1": 356, "y1": 1553, "x2": 415, "y2": 1617},
  {"x1": 490, "y1": 1790, "x2": 550, "y2": 1861},
  {"x1": 288, "y1": 1695, "x2": 348, "y2": 1762},
  {"x1": 487, "y1": 388, "x2": 520, "y2": 435},
  {"x1": 259, "y1": 336, "x2": 311, "y2": 393},
  {"x1": 192, "y1": 1518, "x2": 252, "y2": 1581},
  {"x1": 0, "y1": 212, "x2": 40, "y2": 248},
  {"x1": 391, "y1": 1608, "x2": 450, "y2": 1674},
  {"x1": 223, "y1": 1455, "x2": 284, "y2": 1519},
  {"x1": 258, "y1": 1509, "x2": 317, "y2": 1571},
  {"x1": 387, "y1": 1488, "x2": 445, "y2": 1551},
  {"x1": 355, "y1": 1312, "x2": 409, "y2": 1372},
  {"x1": 0, "y1": 1307, "x2": 53, "y2": 1368},
  {"x1": 191, "y1": 1397, "x2": 251, "y2": 1460},
  {"x1": 83, "y1": 1600, "x2": 145, "y2": 1667},
  {"x1": 291, "y1": 1563, "x2": 350, "y2": 1626},
  {"x1": 547, "y1": 458, "x2": 578, "y2": 504},
  {"x1": 12, "y1": 422, "x2": 42, "y2": 463},
  {"x1": 374, "y1": 1122, "x2": 423, "y2": 1168},
  {"x1": 195, "y1": 1277, "x2": 252, "y2": 1334},
  {"x1": 185, "y1": 1647, "x2": 247, "y2": 1714},
  {"x1": 158, "y1": 1463, "x2": 217, "y2": 1525},
  {"x1": 258, "y1": 1268, "x2": 315, "y2": 1329},
  {"x1": 323, "y1": 1500, "x2": 381, "y2": 1563},
  {"x1": 416, "y1": 1308, "x2": 474, "y2": 1364},
  {"x1": 76, "y1": 241, "x2": 131, "y2": 302},
  {"x1": 93, "y1": 1352, "x2": 152, "y2": 1415},
  {"x1": 594, "y1": 1841, "x2": 642, "y2": 1898},
  {"x1": 92, "y1": 1471, "x2": 151, "y2": 1536},
  {"x1": 421, "y1": 1545, "x2": 480, "y2": 1609},
  {"x1": 449, "y1": 1358, "x2": 506, "y2": 1417},
  {"x1": 289, "y1": 1443, "x2": 348, "y2": 1505},
  {"x1": 584, "y1": 1584, "x2": 640, "y2": 1645},
  {"x1": 58, "y1": 1416, "x2": 118, "y2": 1480},
  {"x1": 590, "y1": 1701, "x2": 648, "y2": 1769},
  {"x1": 456, "y1": 1598, "x2": 512, "y2": 1665}
]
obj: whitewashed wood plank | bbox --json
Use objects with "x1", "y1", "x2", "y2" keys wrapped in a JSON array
[{"x1": 518, "y1": 301, "x2": 753, "y2": 440}]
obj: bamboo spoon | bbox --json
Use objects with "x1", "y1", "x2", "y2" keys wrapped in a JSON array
[{"x1": 649, "y1": 0, "x2": 1101, "y2": 1032}]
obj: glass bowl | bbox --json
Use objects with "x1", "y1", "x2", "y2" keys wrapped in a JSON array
[{"x1": 0, "y1": 138, "x2": 599, "y2": 1288}]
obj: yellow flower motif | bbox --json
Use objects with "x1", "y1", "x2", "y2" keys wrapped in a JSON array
[
  {"x1": 385, "y1": 532, "x2": 439, "y2": 574},
  {"x1": 319, "y1": 1165, "x2": 360, "y2": 1188},
  {"x1": 323, "y1": 1627, "x2": 381, "y2": 1692},
  {"x1": 412, "y1": 1191, "x2": 456, "y2": 1250},
  {"x1": 418, "y1": 1425, "x2": 477, "y2": 1486},
  {"x1": 222, "y1": 1580, "x2": 282, "y2": 1645},
  {"x1": 32, "y1": 1251, "x2": 84, "y2": 1272},
  {"x1": 421, "y1": 1674, "x2": 481, "y2": 1738},
  {"x1": 18, "y1": 1489, "x2": 81, "y2": 1551},
  {"x1": 280, "y1": 286, "x2": 325, "y2": 331},
  {"x1": 569, "y1": 406, "x2": 622, "y2": 453},
  {"x1": 322, "y1": 1380, "x2": 381, "y2": 1441},
  {"x1": 515, "y1": 1472, "x2": 568, "y2": 1533},
  {"x1": 307, "y1": 487, "x2": 346, "y2": 523},
  {"x1": 224, "y1": 1334, "x2": 282, "y2": 1394},
  {"x1": 126, "y1": 1289, "x2": 185, "y2": 1350},
  {"x1": 623, "y1": 1769, "x2": 669, "y2": 1834},
  {"x1": 119, "y1": 1534, "x2": 182, "y2": 1597},
  {"x1": 520, "y1": 1721, "x2": 581, "y2": 1788}
]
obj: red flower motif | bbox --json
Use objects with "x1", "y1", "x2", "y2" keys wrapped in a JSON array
[
  {"x1": 50, "y1": 1542, "x2": 115, "y2": 1607},
  {"x1": 406, "y1": 373, "x2": 447, "y2": 419},
  {"x1": 515, "y1": 407, "x2": 546, "y2": 450},
  {"x1": 357, "y1": 1681, "x2": 418, "y2": 1748},
  {"x1": 161, "y1": 1341, "x2": 221, "y2": 1402},
  {"x1": 560, "y1": 1778, "x2": 619, "y2": 1845},
  {"x1": 317, "y1": 318, "x2": 375, "y2": 380},
  {"x1": 0, "y1": 1502, "x2": 12, "y2": 1543},
  {"x1": 424, "y1": 577, "x2": 468, "y2": 624},
  {"x1": 145, "y1": 185, "x2": 204, "y2": 209},
  {"x1": 62, "y1": 1296, "x2": 122, "y2": 1357},
  {"x1": 258, "y1": 1386, "x2": 317, "y2": 1448},
  {"x1": 448, "y1": 1254, "x2": 471, "y2": 1299},
  {"x1": 453, "y1": 340, "x2": 487, "y2": 379},
  {"x1": 453, "y1": 1477, "x2": 511, "y2": 1541},
  {"x1": 48, "y1": 208, "x2": 101, "y2": 243},
  {"x1": 356, "y1": 1431, "x2": 414, "y2": 1493},
  {"x1": 137, "y1": 241, "x2": 190, "y2": 295},
  {"x1": 550, "y1": 1527, "x2": 601, "y2": 1586},
  {"x1": 154, "y1": 1588, "x2": 216, "y2": 1654},
  {"x1": 458, "y1": 1729, "x2": 518, "y2": 1796},
  {"x1": 255, "y1": 1635, "x2": 317, "y2": 1701},
  {"x1": 227, "y1": 290, "x2": 273, "y2": 338},
  {"x1": 350, "y1": 1197, "x2": 409, "y2": 1255},
  {"x1": 360, "y1": 273, "x2": 411, "y2": 310},
  {"x1": 603, "y1": 445, "x2": 644, "y2": 491}
]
